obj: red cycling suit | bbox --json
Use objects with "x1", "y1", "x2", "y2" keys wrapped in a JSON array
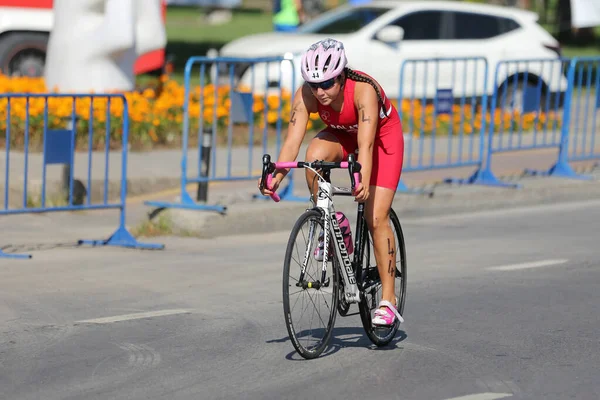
[{"x1": 316, "y1": 71, "x2": 404, "y2": 190}]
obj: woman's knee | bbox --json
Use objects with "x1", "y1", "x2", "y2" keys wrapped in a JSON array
[
  {"x1": 305, "y1": 131, "x2": 343, "y2": 162},
  {"x1": 365, "y1": 207, "x2": 391, "y2": 232},
  {"x1": 365, "y1": 186, "x2": 395, "y2": 232}
]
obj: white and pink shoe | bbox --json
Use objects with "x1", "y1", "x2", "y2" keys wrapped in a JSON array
[{"x1": 372, "y1": 300, "x2": 404, "y2": 326}]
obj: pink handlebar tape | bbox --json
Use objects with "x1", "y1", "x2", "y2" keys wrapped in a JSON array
[
  {"x1": 266, "y1": 161, "x2": 361, "y2": 202},
  {"x1": 273, "y1": 161, "x2": 351, "y2": 169},
  {"x1": 266, "y1": 174, "x2": 280, "y2": 202},
  {"x1": 273, "y1": 162, "x2": 297, "y2": 169}
]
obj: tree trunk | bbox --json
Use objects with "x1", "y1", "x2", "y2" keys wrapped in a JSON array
[
  {"x1": 541, "y1": 0, "x2": 549, "y2": 24},
  {"x1": 555, "y1": 0, "x2": 597, "y2": 45},
  {"x1": 555, "y1": 0, "x2": 572, "y2": 42}
]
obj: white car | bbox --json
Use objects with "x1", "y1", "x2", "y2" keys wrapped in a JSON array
[{"x1": 216, "y1": 0, "x2": 568, "y2": 109}]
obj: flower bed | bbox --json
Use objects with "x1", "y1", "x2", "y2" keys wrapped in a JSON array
[
  {"x1": 0, "y1": 73, "x2": 563, "y2": 152},
  {"x1": 399, "y1": 100, "x2": 564, "y2": 137}
]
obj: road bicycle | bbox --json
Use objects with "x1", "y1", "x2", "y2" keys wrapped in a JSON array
[{"x1": 259, "y1": 153, "x2": 407, "y2": 359}]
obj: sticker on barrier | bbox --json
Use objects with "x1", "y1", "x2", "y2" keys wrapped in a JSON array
[
  {"x1": 0, "y1": 94, "x2": 164, "y2": 259},
  {"x1": 144, "y1": 55, "x2": 303, "y2": 214},
  {"x1": 396, "y1": 57, "x2": 489, "y2": 190}
]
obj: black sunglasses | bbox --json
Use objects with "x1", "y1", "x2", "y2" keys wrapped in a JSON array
[{"x1": 308, "y1": 77, "x2": 336, "y2": 90}]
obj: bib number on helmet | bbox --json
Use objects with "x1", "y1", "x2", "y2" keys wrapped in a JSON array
[{"x1": 312, "y1": 72, "x2": 320, "y2": 79}]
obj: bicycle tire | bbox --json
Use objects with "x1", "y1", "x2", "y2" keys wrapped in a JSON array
[
  {"x1": 358, "y1": 208, "x2": 407, "y2": 347},
  {"x1": 283, "y1": 209, "x2": 339, "y2": 359}
]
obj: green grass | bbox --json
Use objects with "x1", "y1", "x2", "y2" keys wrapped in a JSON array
[
  {"x1": 165, "y1": 7, "x2": 273, "y2": 78},
  {"x1": 166, "y1": 7, "x2": 273, "y2": 42},
  {"x1": 562, "y1": 46, "x2": 600, "y2": 58},
  {"x1": 132, "y1": 212, "x2": 174, "y2": 237}
]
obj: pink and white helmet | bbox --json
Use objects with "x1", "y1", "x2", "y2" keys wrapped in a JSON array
[{"x1": 300, "y1": 38, "x2": 348, "y2": 83}]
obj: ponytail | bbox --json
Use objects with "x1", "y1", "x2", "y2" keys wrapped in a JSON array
[{"x1": 344, "y1": 68, "x2": 389, "y2": 117}]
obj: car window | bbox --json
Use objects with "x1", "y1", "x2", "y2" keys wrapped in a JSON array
[
  {"x1": 297, "y1": 7, "x2": 391, "y2": 34},
  {"x1": 388, "y1": 11, "x2": 446, "y2": 40},
  {"x1": 450, "y1": 11, "x2": 521, "y2": 39}
]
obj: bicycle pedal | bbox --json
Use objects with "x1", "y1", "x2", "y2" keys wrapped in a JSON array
[{"x1": 373, "y1": 325, "x2": 395, "y2": 331}]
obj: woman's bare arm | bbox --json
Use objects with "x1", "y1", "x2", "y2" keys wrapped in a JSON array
[
  {"x1": 354, "y1": 81, "x2": 379, "y2": 193},
  {"x1": 272, "y1": 84, "x2": 317, "y2": 181}
]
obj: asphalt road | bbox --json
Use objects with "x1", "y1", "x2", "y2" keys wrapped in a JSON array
[{"x1": 1, "y1": 199, "x2": 599, "y2": 400}]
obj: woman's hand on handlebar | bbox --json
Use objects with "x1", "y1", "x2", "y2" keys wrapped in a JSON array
[
  {"x1": 258, "y1": 174, "x2": 281, "y2": 197},
  {"x1": 353, "y1": 180, "x2": 369, "y2": 203}
]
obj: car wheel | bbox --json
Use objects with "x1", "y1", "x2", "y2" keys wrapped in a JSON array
[
  {"x1": 497, "y1": 78, "x2": 548, "y2": 114},
  {"x1": 0, "y1": 32, "x2": 48, "y2": 78}
]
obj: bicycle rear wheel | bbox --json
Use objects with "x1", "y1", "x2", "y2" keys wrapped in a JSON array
[
  {"x1": 283, "y1": 209, "x2": 339, "y2": 359},
  {"x1": 358, "y1": 208, "x2": 407, "y2": 347}
]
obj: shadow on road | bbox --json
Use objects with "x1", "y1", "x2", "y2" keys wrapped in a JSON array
[{"x1": 267, "y1": 326, "x2": 408, "y2": 360}]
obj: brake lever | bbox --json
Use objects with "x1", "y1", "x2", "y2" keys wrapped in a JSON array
[
  {"x1": 347, "y1": 154, "x2": 361, "y2": 193},
  {"x1": 261, "y1": 154, "x2": 280, "y2": 202},
  {"x1": 260, "y1": 154, "x2": 271, "y2": 191}
]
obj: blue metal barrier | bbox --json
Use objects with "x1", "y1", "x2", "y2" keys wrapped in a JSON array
[
  {"x1": 395, "y1": 57, "x2": 489, "y2": 192},
  {"x1": 567, "y1": 57, "x2": 600, "y2": 167},
  {"x1": 465, "y1": 57, "x2": 572, "y2": 187},
  {"x1": 145, "y1": 55, "x2": 302, "y2": 214},
  {"x1": 0, "y1": 94, "x2": 164, "y2": 259}
]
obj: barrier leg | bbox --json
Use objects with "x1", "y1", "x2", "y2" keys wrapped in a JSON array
[
  {"x1": 395, "y1": 179, "x2": 434, "y2": 195},
  {"x1": 524, "y1": 136, "x2": 593, "y2": 180},
  {"x1": 524, "y1": 162, "x2": 593, "y2": 180},
  {"x1": 79, "y1": 226, "x2": 164, "y2": 250},
  {"x1": 446, "y1": 166, "x2": 521, "y2": 188},
  {"x1": 0, "y1": 248, "x2": 32, "y2": 259},
  {"x1": 78, "y1": 208, "x2": 165, "y2": 250}
]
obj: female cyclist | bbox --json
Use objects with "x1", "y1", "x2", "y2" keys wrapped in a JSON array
[{"x1": 258, "y1": 38, "x2": 405, "y2": 326}]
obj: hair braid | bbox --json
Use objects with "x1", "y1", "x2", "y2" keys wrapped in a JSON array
[{"x1": 344, "y1": 68, "x2": 389, "y2": 117}]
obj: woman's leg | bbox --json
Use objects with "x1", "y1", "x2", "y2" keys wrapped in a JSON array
[
  {"x1": 304, "y1": 130, "x2": 344, "y2": 202},
  {"x1": 364, "y1": 127, "x2": 404, "y2": 320},
  {"x1": 364, "y1": 186, "x2": 397, "y2": 305}
]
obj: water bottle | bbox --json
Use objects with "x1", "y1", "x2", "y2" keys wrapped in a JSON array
[{"x1": 335, "y1": 211, "x2": 353, "y2": 254}]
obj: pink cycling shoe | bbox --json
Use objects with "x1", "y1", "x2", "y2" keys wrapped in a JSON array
[{"x1": 371, "y1": 300, "x2": 404, "y2": 326}]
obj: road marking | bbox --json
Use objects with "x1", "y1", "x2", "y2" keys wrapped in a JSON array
[
  {"x1": 486, "y1": 259, "x2": 568, "y2": 271},
  {"x1": 445, "y1": 392, "x2": 512, "y2": 400},
  {"x1": 76, "y1": 309, "x2": 192, "y2": 324}
]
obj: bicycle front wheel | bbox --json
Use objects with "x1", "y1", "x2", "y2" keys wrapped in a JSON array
[
  {"x1": 358, "y1": 208, "x2": 407, "y2": 347},
  {"x1": 283, "y1": 209, "x2": 339, "y2": 359}
]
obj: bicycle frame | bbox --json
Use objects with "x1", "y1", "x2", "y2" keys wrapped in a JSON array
[
  {"x1": 315, "y1": 178, "x2": 363, "y2": 304},
  {"x1": 260, "y1": 153, "x2": 365, "y2": 305}
]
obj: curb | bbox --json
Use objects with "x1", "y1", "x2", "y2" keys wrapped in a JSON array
[{"x1": 147, "y1": 169, "x2": 600, "y2": 239}]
